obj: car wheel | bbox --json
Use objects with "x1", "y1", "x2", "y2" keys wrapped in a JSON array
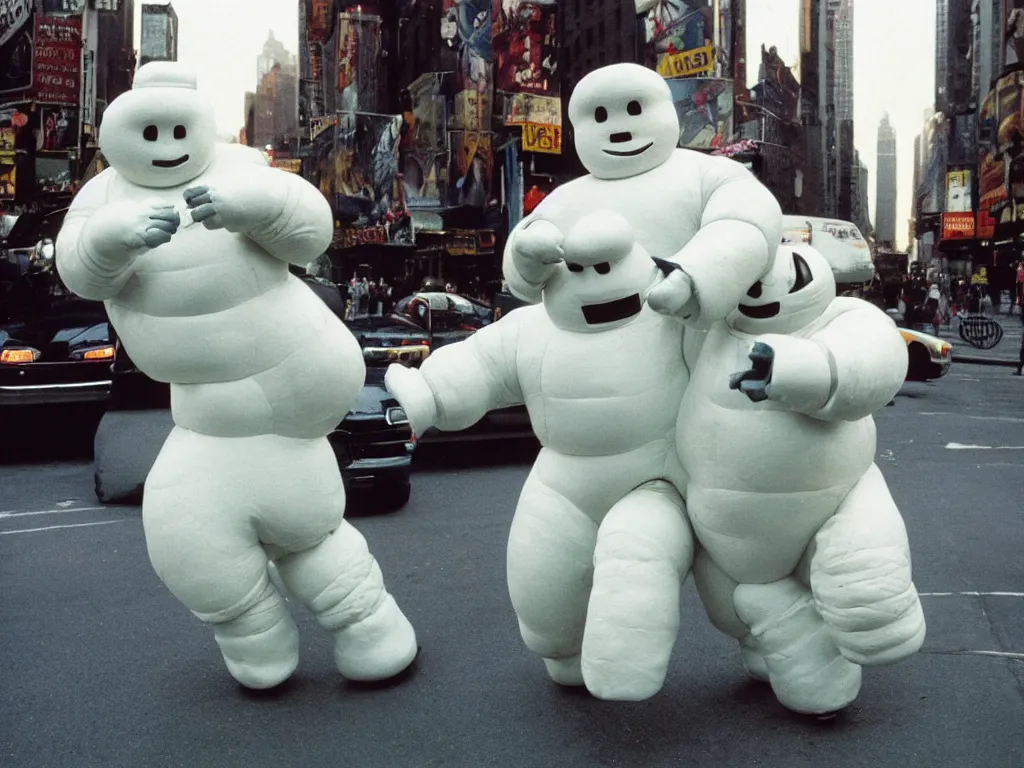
[{"x1": 906, "y1": 342, "x2": 931, "y2": 381}]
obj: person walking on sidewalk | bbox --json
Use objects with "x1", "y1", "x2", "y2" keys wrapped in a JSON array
[{"x1": 1015, "y1": 332, "x2": 1023, "y2": 376}]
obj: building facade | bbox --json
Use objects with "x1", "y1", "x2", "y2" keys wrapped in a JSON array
[
  {"x1": 139, "y1": 2, "x2": 178, "y2": 67},
  {"x1": 252, "y1": 30, "x2": 299, "y2": 149},
  {"x1": 875, "y1": 114, "x2": 898, "y2": 246}
]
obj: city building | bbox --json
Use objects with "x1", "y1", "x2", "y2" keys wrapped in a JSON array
[
  {"x1": 875, "y1": 114, "x2": 898, "y2": 247},
  {"x1": 139, "y1": 2, "x2": 179, "y2": 67},
  {"x1": 252, "y1": 30, "x2": 299, "y2": 149},
  {"x1": 798, "y1": 0, "x2": 829, "y2": 217},
  {"x1": 935, "y1": 0, "x2": 950, "y2": 113},
  {"x1": 851, "y1": 149, "x2": 872, "y2": 240},
  {"x1": 828, "y1": 0, "x2": 855, "y2": 221}
]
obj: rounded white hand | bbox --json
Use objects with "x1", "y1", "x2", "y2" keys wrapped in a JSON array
[
  {"x1": 138, "y1": 204, "x2": 181, "y2": 248},
  {"x1": 647, "y1": 269, "x2": 694, "y2": 318},
  {"x1": 513, "y1": 219, "x2": 565, "y2": 282},
  {"x1": 384, "y1": 363, "x2": 439, "y2": 438},
  {"x1": 183, "y1": 179, "x2": 274, "y2": 234},
  {"x1": 84, "y1": 200, "x2": 181, "y2": 259}
]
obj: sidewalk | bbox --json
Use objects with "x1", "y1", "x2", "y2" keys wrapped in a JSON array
[{"x1": 938, "y1": 308, "x2": 1023, "y2": 365}]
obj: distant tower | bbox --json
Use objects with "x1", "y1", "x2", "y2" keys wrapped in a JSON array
[{"x1": 875, "y1": 114, "x2": 898, "y2": 247}]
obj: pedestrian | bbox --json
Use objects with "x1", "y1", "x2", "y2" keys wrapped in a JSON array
[{"x1": 1015, "y1": 332, "x2": 1023, "y2": 376}]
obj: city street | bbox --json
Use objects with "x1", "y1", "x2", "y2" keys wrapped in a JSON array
[{"x1": 1, "y1": 364, "x2": 1022, "y2": 768}]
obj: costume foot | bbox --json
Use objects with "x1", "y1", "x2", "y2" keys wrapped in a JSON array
[
  {"x1": 543, "y1": 655, "x2": 585, "y2": 686},
  {"x1": 214, "y1": 613, "x2": 300, "y2": 690},
  {"x1": 333, "y1": 594, "x2": 418, "y2": 681}
]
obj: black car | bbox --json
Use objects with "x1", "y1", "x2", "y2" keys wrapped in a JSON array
[
  {"x1": 92, "y1": 274, "x2": 417, "y2": 511},
  {"x1": 0, "y1": 207, "x2": 115, "y2": 408}
]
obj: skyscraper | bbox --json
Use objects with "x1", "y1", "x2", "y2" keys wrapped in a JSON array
[
  {"x1": 935, "y1": 0, "x2": 950, "y2": 111},
  {"x1": 875, "y1": 114, "x2": 898, "y2": 246},
  {"x1": 830, "y1": 0, "x2": 853, "y2": 121},
  {"x1": 828, "y1": 0, "x2": 855, "y2": 220},
  {"x1": 253, "y1": 31, "x2": 299, "y2": 149}
]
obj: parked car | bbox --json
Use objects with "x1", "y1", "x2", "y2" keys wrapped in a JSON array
[
  {"x1": 93, "y1": 273, "x2": 416, "y2": 510},
  {"x1": 0, "y1": 207, "x2": 115, "y2": 409}
]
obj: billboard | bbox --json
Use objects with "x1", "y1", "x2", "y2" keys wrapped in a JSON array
[
  {"x1": 335, "y1": 12, "x2": 383, "y2": 113},
  {"x1": 0, "y1": 0, "x2": 31, "y2": 49},
  {"x1": 502, "y1": 92, "x2": 560, "y2": 127},
  {"x1": 0, "y1": 123, "x2": 15, "y2": 199},
  {"x1": 754, "y1": 44, "x2": 800, "y2": 124},
  {"x1": 1003, "y1": 0, "x2": 1024, "y2": 72},
  {"x1": 399, "y1": 73, "x2": 448, "y2": 208},
  {"x1": 978, "y1": 87, "x2": 1003, "y2": 237},
  {"x1": 442, "y1": 0, "x2": 493, "y2": 131},
  {"x1": 40, "y1": 106, "x2": 78, "y2": 150},
  {"x1": 644, "y1": 0, "x2": 714, "y2": 72},
  {"x1": 0, "y1": 12, "x2": 33, "y2": 95},
  {"x1": 941, "y1": 212, "x2": 976, "y2": 240},
  {"x1": 320, "y1": 112, "x2": 413, "y2": 247},
  {"x1": 449, "y1": 131, "x2": 494, "y2": 208},
  {"x1": 667, "y1": 77, "x2": 733, "y2": 149},
  {"x1": 300, "y1": 0, "x2": 334, "y2": 129},
  {"x1": 945, "y1": 167, "x2": 973, "y2": 213},
  {"x1": 492, "y1": 0, "x2": 558, "y2": 96},
  {"x1": 32, "y1": 15, "x2": 81, "y2": 105}
]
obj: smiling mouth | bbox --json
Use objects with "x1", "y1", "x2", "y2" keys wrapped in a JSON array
[
  {"x1": 738, "y1": 302, "x2": 781, "y2": 319},
  {"x1": 602, "y1": 143, "x2": 654, "y2": 157},
  {"x1": 581, "y1": 293, "x2": 643, "y2": 325},
  {"x1": 152, "y1": 154, "x2": 190, "y2": 168}
]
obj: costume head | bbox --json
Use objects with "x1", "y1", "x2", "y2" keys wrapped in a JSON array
[
  {"x1": 99, "y1": 62, "x2": 217, "y2": 188},
  {"x1": 727, "y1": 244, "x2": 835, "y2": 335},
  {"x1": 542, "y1": 212, "x2": 660, "y2": 333},
  {"x1": 568, "y1": 63, "x2": 680, "y2": 180}
]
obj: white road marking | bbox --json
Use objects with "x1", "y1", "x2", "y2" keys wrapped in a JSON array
[
  {"x1": 957, "y1": 651, "x2": 1024, "y2": 660},
  {"x1": 920, "y1": 592, "x2": 1024, "y2": 598},
  {"x1": 945, "y1": 442, "x2": 1024, "y2": 450},
  {"x1": 920, "y1": 412, "x2": 1024, "y2": 423},
  {"x1": 0, "y1": 520, "x2": 124, "y2": 536},
  {"x1": 0, "y1": 506, "x2": 105, "y2": 520}
]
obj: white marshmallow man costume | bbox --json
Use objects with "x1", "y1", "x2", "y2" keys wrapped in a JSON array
[
  {"x1": 55, "y1": 63, "x2": 417, "y2": 689},
  {"x1": 386, "y1": 212, "x2": 694, "y2": 701},
  {"x1": 680, "y1": 244, "x2": 926, "y2": 716},
  {"x1": 502, "y1": 63, "x2": 782, "y2": 332}
]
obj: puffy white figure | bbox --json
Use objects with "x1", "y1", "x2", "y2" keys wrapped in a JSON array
[
  {"x1": 55, "y1": 62, "x2": 417, "y2": 689},
  {"x1": 386, "y1": 211, "x2": 695, "y2": 701},
  {"x1": 679, "y1": 244, "x2": 926, "y2": 716},
  {"x1": 503, "y1": 63, "x2": 782, "y2": 330}
]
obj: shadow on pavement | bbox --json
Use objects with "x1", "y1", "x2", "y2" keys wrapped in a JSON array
[
  {"x1": 412, "y1": 436, "x2": 540, "y2": 470},
  {"x1": 0, "y1": 404, "x2": 103, "y2": 465}
]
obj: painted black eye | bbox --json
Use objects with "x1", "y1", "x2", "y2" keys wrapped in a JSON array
[
  {"x1": 174, "y1": 125, "x2": 187, "y2": 139},
  {"x1": 594, "y1": 106, "x2": 608, "y2": 123},
  {"x1": 143, "y1": 125, "x2": 158, "y2": 141},
  {"x1": 566, "y1": 262, "x2": 584, "y2": 273},
  {"x1": 627, "y1": 100, "x2": 642, "y2": 116},
  {"x1": 789, "y1": 252, "x2": 814, "y2": 293},
  {"x1": 594, "y1": 262, "x2": 611, "y2": 275}
]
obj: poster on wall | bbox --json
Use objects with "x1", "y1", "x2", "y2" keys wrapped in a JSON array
[
  {"x1": 521, "y1": 122, "x2": 561, "y2": 154},
  {"x1": 0, "y1": 124, "x2": 15, "y2": 199},
  {"x1": 492, "y1": 0, "x2": 558, "y2": 96},
  {"x1": 32, "y1": 15, "x2": 82, "y2": 105},
  {"x1": 995, "y1": 70, "x2": 1023, "y2": 157},
  {"x1": 442, "y1": 0, "x2": 493, "y2": 131},
  {"x1": 301, "y1": 0, "x2": 336, "y2": 122},
  {"x1": 945, "y1": 167, "x2": 973, "y2": 213},
  {"x1": 40, "y1": 106, "x2": 78, "y2": 150},
  {"x1": 336, "y1": 12, "x2": 383, "y2": 113},
  {"x1": 449, "y1": 130, "x2": 494, "y2": 208},
  {"x1": 644, "y1": 0, "x2": 714, "y2": 70},
  {"x1": 400, "y1": 73, "x2": 448, "y2": 208},
  {"x1": 330, "y1": 113, "x2": 413, "y2": 247},
  {"x1": 1003, "y1": 0, "x2": 1024, "y2": 71},
  {"x1": 667, "y1": 77, "x2": 733, "y2": 149}
]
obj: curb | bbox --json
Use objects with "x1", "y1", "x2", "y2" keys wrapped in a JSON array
[{"x1": 953, "y1": 355, "x2": 1020, "y2": 367}]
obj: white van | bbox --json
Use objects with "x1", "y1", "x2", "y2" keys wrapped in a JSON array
[{"x1": 780, "y1": 216, "x2": 875, "y2": 284}]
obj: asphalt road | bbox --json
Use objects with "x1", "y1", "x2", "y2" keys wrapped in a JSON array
[{"x1": 1, "y1": 365, "x2": 1023, "y2": 768}]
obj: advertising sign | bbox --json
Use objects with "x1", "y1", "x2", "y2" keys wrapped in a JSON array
[
  {"x1": 521, "y1": 122, "x2": 561, "y2": 154},
  {"x1": 945, "y1": 168, "x2": 972, "y2": 213},
  {"x1": 1003, "y1": 0, "x2": 1024, "y2": 71},
  {"x1": 492, "y1": 0, "x2": 558, "y2": 96},
  {"x1": 755, "y1": 44, "x2": 800, "y2": 124},
  {"x1": 656, "y1": 44, "x2": 714, "y2": 79},
  {"x1": 645, "y1": 0, "x2": 714, "y2": 65},
  {"x1": 400, "y1": 73, "x2": 447, "y2": 208},
  {"x1": 667, "y1": 77, "x2": 733, "y2": 149},
  {"x1": 502, "y1": 92, "x2": 560, "y2": 127},
  {"x1": 0, "y1": 16, "x2": 32, "y2": 94},
  {"x1": 328, "y1": 112, "x2": 413, "y2": 245},
  {"x1": 336, "y1": 12, "x2": 382, "y2": 113},
  {"x1": 32, "y1": 15, "x2": 82, "y2": 105},
  {"x1": 0, "y1": 123, "x2": 14, "y2": 199},
  {"x1": 995, "y1": 70, "x2": 1022, "y2": 156},
  {"x1": 81, "y1": 49, "x2": 94, "y2": 132},
  {"x1": 0, "y1": 0, "x2": 31, "y2": 49},
  {"x1": 41, "y1": 106, "x2": 78, "y2": 150},
  {"x1": 443, "y1": 0, "x2": 493, "y2": 130},
  {"x1": 941, "y1": 212, "x2": 976, "y2": 240},
  {"x1": 449, "y1": 130, "x2": 494, "y2": 208}
]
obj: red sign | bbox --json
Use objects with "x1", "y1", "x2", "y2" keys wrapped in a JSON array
[
  {"x1": 976, "y1": 207, "x2": 996, "y2": 240},
  {"x1": 32, "y1": 15, "x2": 82, "y2": 105},
  {"x1": 941, "y1": 212, "x2": 976, "y2": 240}
]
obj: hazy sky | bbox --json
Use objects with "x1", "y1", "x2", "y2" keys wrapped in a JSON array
[{"x1": 140, "y1": 0, "x2": 935, "y2": 249}]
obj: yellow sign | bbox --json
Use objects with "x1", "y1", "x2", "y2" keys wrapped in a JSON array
[
  {"x1": 522, "y1": 123, "x2": 562, "y2": 155},
  {"x1": 971, "y1": 267, "x2": 989, "y2": 285},
  {"x1": 656, "y1": 45, "x2": 715, "y2": 79},
  {"x1": 273, "y1": 158, "x2": 302, "y2": 173}
]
